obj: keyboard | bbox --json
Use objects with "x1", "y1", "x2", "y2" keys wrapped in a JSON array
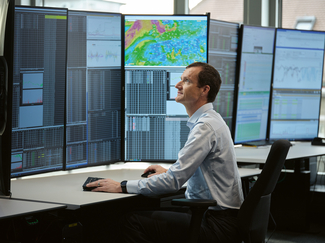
[{"x1": 82, "y1": 177, "x2": 104, "y2": 191}]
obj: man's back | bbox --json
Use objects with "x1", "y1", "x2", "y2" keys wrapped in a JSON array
[{"x1": 184, "y1": 103, "x2": 244, "y2": 209}]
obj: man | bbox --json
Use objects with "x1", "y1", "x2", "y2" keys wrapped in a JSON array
[{"x1": 87, "y1": 62, "x2": 244, "y2": 243}]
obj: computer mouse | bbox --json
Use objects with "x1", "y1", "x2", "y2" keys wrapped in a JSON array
[{"x1": 141, "y1": 171, "x2": 155, "y2": 178}]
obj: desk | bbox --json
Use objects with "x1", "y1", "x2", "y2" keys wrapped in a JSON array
[
  {"x1": 11, "y1": 163, "x2": 260, "y2": 210},
  {"x1": 9, "y1": 163, "x2": 260, "y2": 242},
  {"x1": 10, "y1": 167, "x2": 160, "y2": 242},
  {"x1": 235, "y1": 142, "x2": 325, "y2": 164},
  {"x1": 11, "y1": 168, "x2": 143, "y2": 210},
  {"x1": 0, "y1": 198, "x2": 66, "y2": 220},
  {"x1": 0, "y1": 198, "x2": 67, "y2": 242}
]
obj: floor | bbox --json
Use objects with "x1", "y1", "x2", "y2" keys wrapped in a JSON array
[
  {"x1": 266, "y1": 221, "x2": 325, "y2": 243},
  {"x1": 266, "y1": 189, "x2": 325, "y2": 243}
]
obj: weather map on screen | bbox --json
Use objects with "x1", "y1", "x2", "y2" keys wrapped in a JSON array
[{"x1": 125, "y1": 15, "x2": 208, "y2": 67}]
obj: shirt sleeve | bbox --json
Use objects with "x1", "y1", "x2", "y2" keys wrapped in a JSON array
[{"x1": 126, "y1": 122, "x2": 214, "y2": 196}]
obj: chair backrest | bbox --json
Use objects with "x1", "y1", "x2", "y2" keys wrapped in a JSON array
[{"x1": 237, "y1": 139, "x2": 291, "y2": 243}]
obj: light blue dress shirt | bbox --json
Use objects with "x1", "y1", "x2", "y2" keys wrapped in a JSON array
[{"x1": 127, "y1": 103, "x2": 244, "y2": 210}]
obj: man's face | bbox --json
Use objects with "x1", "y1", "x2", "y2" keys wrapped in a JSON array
[{"x1": 175, "y1": 66, "x2": 204, "y2": 107}]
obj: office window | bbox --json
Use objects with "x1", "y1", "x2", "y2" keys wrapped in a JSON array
[
  {"x1": 21, "y1": 0, "x2": 174, "y2": 14},
  {"x1": 282, "y1": 0, "x2": 325, "y2": 31},
  {"x1": 121, "y1": 0, "x2": 173, "y2": 14},
  {"x1": 190, "y1": 0, "x2": 243, "y2": 23}
]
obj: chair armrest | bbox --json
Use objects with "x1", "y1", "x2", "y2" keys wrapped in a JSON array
[
  {"x1": 148, "y1": 188, "x2": 186, "y2": 199},
  {"x1": 171, "y1": 199, "x2": 216, "y2": 208}
]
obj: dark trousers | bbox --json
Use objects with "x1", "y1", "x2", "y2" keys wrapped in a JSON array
[{"x1": 119, "y1": 208, "x2": 241, "y2": 243}]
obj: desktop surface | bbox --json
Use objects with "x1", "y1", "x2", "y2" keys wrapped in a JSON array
[
  {"x1": 11, "y1": 168, "x2": 142, "y2": 210},
  {"x1": 0, "y1": 198, "x2": 66, "y2": 220},
  {"x1": 235, "y1": 142, "x2": 325, "y2": 163},
  {"x1": 10, "y1": 163, "x2": 260, "y2": 209}
]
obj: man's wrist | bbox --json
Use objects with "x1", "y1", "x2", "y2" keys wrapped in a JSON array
[{"x1": 120, "y1": 180, "x2": 128, "y2": 193}]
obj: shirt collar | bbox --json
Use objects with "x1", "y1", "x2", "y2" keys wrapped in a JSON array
[{"x1": 187, "y1": 103, "x2": 213, "y2": 129}]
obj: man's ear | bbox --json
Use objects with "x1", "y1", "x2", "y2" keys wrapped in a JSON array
[{"x1": 201, "y1": 85, "x2": 210, "y2": 97}]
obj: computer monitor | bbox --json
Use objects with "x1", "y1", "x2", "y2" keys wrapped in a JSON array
[
  {"x1": 0, "y1": 0, "x2": 13, "y2": 195},
  {"x1": 124, "y1": 14, "x2": 208, "y2": 161},
  {"x1": 269, "y1": 28, "x2": 325, "y2": 141},
  {"x1": 66, "y1": 11, "x2": 123, "y2": 169},
  {"x1": 233, "y1": 25, "x2": 276, "y2": 144},
  {"x1": 208, "y1": 18, "x2": 239, "y2": 131},
  {"x1": 11, "y1": 7, "x2": 67, "y2": 177}
]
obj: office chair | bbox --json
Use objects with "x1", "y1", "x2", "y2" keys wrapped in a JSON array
[{"x1": 172, "y1": 139, "x2": 291, "y2": 243}]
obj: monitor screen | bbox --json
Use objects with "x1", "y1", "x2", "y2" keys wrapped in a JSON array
[
  {"x1": 11, "y1": 7, "x2": 67, "y2": 177},
  {"x1": 66, "y1": 11, "x2": 122, "y2": 169},
  {"x1": 233, "y1": 25, "x2": 276, "y2": 144},
  {"x1": 124, "y1": 15, "x2": 208, "y2": 161},
  {"x1": 269, "y1": 28, "x2": 325, "y2": 141},
  {"x1": 208, "y1": 19, "x2": 239, "y2": 131}
]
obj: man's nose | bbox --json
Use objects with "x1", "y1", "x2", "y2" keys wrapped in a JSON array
[{"x1": 175, "y1": 81, "x2": 182, "y2": 89}]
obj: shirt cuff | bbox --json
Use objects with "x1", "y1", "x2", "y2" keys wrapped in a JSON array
[{"x1": 126, "y1": 179, "x2": 140, "y2": 194}]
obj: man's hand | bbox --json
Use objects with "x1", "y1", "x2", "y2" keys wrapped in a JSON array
[
  {"x1": 86, "y1": 178, "x2": 122, "y2": 193},
  {"x1": 143, "y1": 165, "x2": 168, "y2": 178}
]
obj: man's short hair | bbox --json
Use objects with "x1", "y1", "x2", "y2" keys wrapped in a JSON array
[{"x1": 186, "y1": 62, "x2": 222, "y2": 103}]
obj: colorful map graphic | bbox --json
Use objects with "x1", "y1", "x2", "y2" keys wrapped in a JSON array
[{"x1": 125, "y1": 19, "x2": 207, "y2": 66}]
